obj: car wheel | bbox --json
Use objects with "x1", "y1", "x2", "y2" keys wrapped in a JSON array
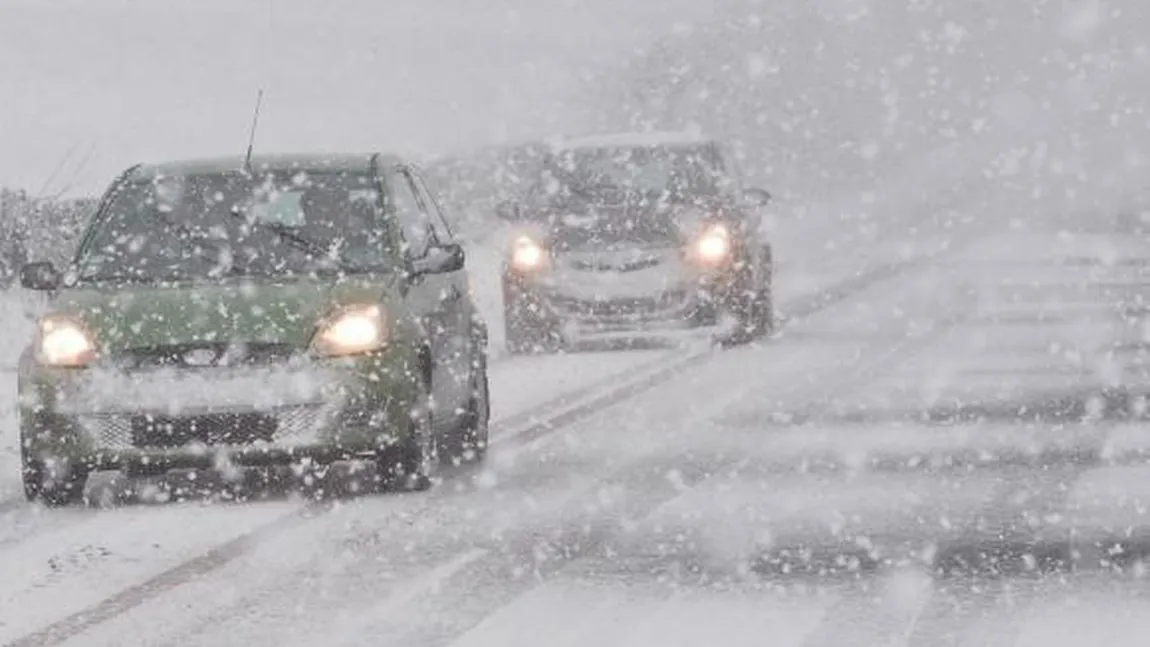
[
  {"x1": 385, "y1": 376, "x2": 438, "y2": 492},
  {"x1": 751, "y1": 283, "x2": 775, "y2": 337},
  {"x1": 444, "y1": 347, "x2": 490, "y2": 465},
  {"x1": 756, "y1": 248, "x2": 776, "y2": 336},
  {"x1": 296, "y1": 459, "x2": 336, "y2": 502},
  {"x1": 22, "y1": 454, "x2": 89, "y2": 507},
  {"x1": 504, "y1": 304, "x2": 562, "y2": 355},
  {"x1": 717, "y1": 267, "x2": 768, "y2": 346}
]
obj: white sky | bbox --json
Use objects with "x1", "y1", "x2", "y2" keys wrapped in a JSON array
[{"x1": 0, "y1": 0, "x2": 718, "y2": 196}]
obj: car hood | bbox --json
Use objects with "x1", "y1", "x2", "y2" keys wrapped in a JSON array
[{"x1": 48, "y1": 275, "x2": 395, "y2": 352}]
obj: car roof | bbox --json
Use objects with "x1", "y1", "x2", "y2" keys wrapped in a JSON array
[
  {"x1": 128, "y1": 153, "x2": 406, "y2": 180},
  {"x1": 547, "y1": 130, "x2": 716, "y2": 152}
]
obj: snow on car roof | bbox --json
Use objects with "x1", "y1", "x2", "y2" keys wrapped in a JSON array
[
  {"x1": 548, "y1": 130, "x2": 716, "y2": 152},
  {"x1": 131, "y1": 153, "x2": 404, "y2": 179}
]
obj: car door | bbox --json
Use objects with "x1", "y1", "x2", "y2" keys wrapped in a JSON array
[
  {"x1": 385, "y1": 166, "x2": 469, "y2": 430},
  {"x1": 408, "y1": 167, "x2": 474, "y2": 424}
]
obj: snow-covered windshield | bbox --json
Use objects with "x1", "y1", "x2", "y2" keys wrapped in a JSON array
[
  {"x1": 535, "y1": 144, "x2": 728, "y2": 204},
  {"x1": 547, "y1": 208, "x2": 685, "y2": 249},
  {"x1": 74, "y1": 170, "x2": 395, "y2": 282},
  {"x1": 519, "y1": 144, "x2": 730, "y2": 246}
]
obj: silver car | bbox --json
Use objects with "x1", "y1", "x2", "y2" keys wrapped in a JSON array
[{"x1": 496, "y1": 131, "x2": 776, "y2": 353}]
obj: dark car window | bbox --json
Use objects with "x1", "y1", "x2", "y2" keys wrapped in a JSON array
[
  {"x1": 74, "y1": 169, "x2": 398, "y2": 283},
  {"x1": 531, "y1": 144, "x2": 731, "y2": 207}
]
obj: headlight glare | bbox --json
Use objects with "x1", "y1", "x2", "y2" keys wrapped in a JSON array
[
  {"x1": 695, "y1": 225, "x2": 731, "y2": 263},
  {"x1": 312, "y1": 305, "x2": 389, "y2": 357},
  {"x1": 38, "y1": 319, "x2": 96, "y2": 367},
  {"x1": 510, "y1": 236, "x2": 548, "y2": 271}
]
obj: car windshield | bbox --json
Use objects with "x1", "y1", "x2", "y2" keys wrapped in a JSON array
[
  {"x1": 532, "y1": 145, "x2": 729, "y2": 206},
  {"x1": 552, "y1": 213, "x2": 684, "y2": 248},
  {"x1": 73, "y1": 169, "x2": 396, "y2": 283}
]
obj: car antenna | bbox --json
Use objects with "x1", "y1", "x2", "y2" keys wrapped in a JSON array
[{"x1": 242, "y1": 88, "x2": 265, "y2": 174}]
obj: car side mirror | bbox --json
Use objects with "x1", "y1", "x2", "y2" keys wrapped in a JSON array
[
  {"x1": 742, "y1": 187, "x2": 772, "y2": 207},
  {"x1": 20, "y1": 261, "x2": 60, "y2": 291},
  {"x1": 411, "y1": 243, "x2": 465, "y2": 277},
  {"x1": 494, "y1": 199, "x2": 521, "y2": 222}
]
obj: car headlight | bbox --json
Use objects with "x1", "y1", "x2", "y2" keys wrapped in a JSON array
[
  {"x1": 312, "y1": 305, "x2": 389, "y2": 357},
  {"x1": 694, "y1": 224, "x2": 732, "y2": 264},
  {"x1": 510, "y1": 235, "x2": 549, "y2": 272},
  {"x1": 37, "y1": 318, "x2": 96, "y2": 367}
]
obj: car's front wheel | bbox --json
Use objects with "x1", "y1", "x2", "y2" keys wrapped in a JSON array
[
  {"x1": 444, "y1": 347, "x2": 490, "y2": 465},
  {"x1": 747, "y1": 279, "x2": 775, "y2": 338},
  {"x1": 22, "y1": 452, "x2": 89, "y2": 507},
  {"x1": 502, "y1": 274, "x2": 564, "y2": 355},
  {"x1": 385, "y1": 376, "x2": 438, "y2": 491},
  {"x1": 717, "y1": 263, "x2": 773, "y2": 345}
]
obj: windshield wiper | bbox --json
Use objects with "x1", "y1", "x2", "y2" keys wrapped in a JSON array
[
  {"x1": 145, "y1": 207, "x2": 228, "y2": 268},
  {"x1": 543, "y1": 166, "x2": 627, "y2": 201},
  {"x1": 227, "y1": 207, "x2": 357, "y2": 274}
]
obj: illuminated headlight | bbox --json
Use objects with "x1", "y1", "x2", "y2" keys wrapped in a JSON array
[
  {"x1": 37, "y1": 318, "x2": 96, "y2": 367},
  {"x1": 312, "y1": 305, "x2": 389, "y2": 357},
  {"x1": 695, "y1": 225, "x2": 732, "y2": 263},
  {"x1": 510, "y1": 236, "x2": 549, "y2": 271}
]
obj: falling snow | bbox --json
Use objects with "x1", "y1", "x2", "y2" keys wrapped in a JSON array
[{"x1": 0, "y1": 0, "x2": 1149, "y2": 645}]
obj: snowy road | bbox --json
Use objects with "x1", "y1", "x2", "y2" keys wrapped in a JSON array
[{"x1": 6, "y1": 215, "x2": 1150, "y2": 645}]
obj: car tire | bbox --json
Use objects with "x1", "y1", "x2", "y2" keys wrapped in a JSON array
[
  {"x1": 756, "y1": 247, "x2": 776, "y2": 336},
  {"x1": 751, "y1": 286, "x2": 775, "y2": 337},
  {"x1": 505, "y1": 320, "x2": 561, "y2": 355},
  {"x1": 720, "y1": 264, "x2": 770, "y2": 346},
  {"x1": 296, "y1": 459, "x2": 336, "y2": 502},
  {"x1": 504, "y1": 305, "x2": 562, "y2": 355},
  {"x1": 386, "y1": 376, "x2": 438, "y2": 492},
  {"x1": 502, "y1": 275, "x2": 563, "y2": 355},
  {"x1": 748, "y1": 260, "x2": 775, "y2": 337},
  {"x1": 22, "y1": 455, "x2": 89, "y2": 507},
  {"x1": 444, "y1": 347, "x2": 490, "y2": 465}
]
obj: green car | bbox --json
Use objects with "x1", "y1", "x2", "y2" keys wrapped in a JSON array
[{"x1": 16, "y1": 153, "x2": 490, "y2": 505}]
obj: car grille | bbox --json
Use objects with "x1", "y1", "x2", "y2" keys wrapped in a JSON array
[
  {"x1": 567, "y1": 256, "x2": 664, "y2": 273},
  {"x1": 130, "y1": 413, "x2": 277, "y2": 448},
  {"x1": 112, "y1": 342, "x2": 297, "y2": 370},
  {"x1": 82, "y1": 404, "x2": 330, "y2": 450},
  {"x1": 551, "y1": 290, "x2": 690, "y2": 318}
]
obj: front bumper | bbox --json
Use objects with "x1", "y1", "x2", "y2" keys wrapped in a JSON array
[
  {"x1": 19, "y1": 353, "x2": 418, "y2": 473},
  {"x1": 505, "y1": 268, "x2": 741, "y2": 336}
]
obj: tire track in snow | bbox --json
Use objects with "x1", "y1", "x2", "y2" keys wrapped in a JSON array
[{"x1": 798, "y1": 242, "x2": 1150, "y2": 646}]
